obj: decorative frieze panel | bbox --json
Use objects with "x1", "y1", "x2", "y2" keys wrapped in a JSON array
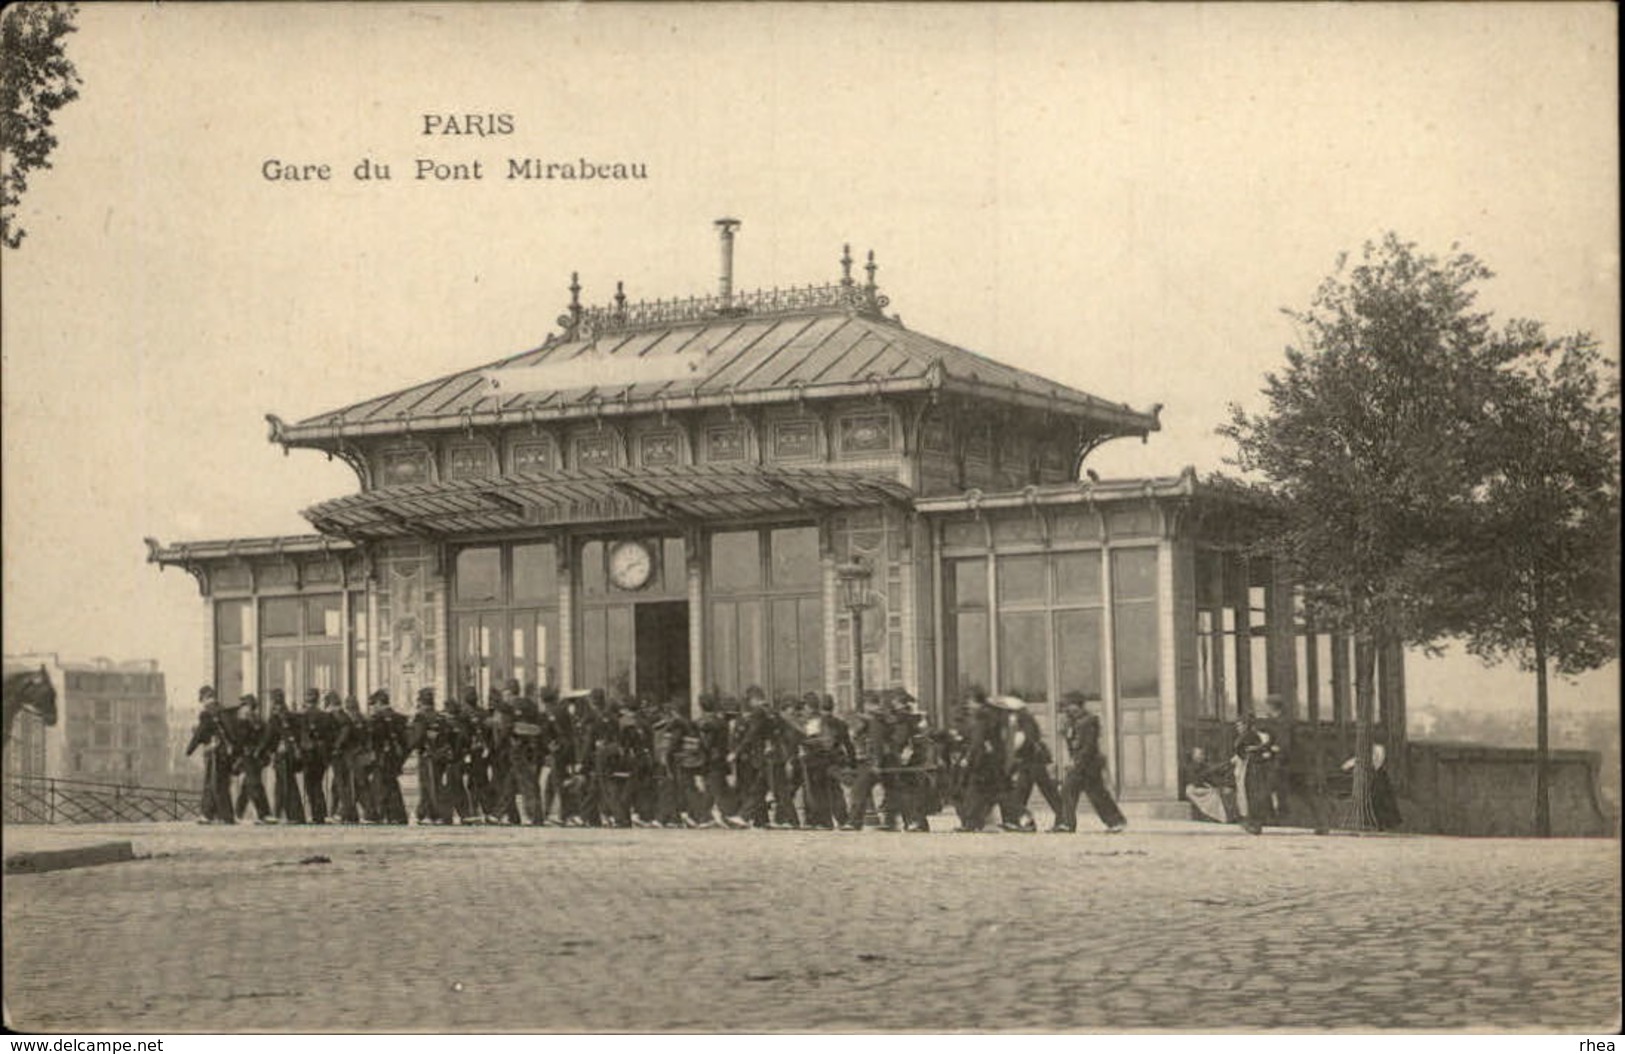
[
  {"x1": 378, "y1": 448, "x2": 432, "y2": 487},
  {"x1": 446, "y1": 442, "x2": 496, "y2": 481},
  {"x1": 639, "y1": 430, "x2": 682, "y2": 467},
  {"x1": 772, "y1": 419, "x2": 819, "y2": 460},
  {"x1": 839, "y1": 413, "x2": 893, "y2": 456},
  {"x1": 510, "y1": 439, "x2": 554, "y2": 475},
  {"x1": 573, "y1": 432, "x2": 617, "y2": 470},
  {"x1": 706, "y1": 424, "x2": 746, "y2": 462}
]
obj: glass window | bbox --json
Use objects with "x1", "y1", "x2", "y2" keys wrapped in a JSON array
[
  {"x1": 770, "y1": 527, "x2": 820, "y2": 589},
  {"x1": 710, "y1": 602, "x2": 739, "y2": 696},
  {"x1": 797, "y1": 596, "x2": 823, "y2": 694},
  {"x1": 216, "y1": 649, "x2": 246, "y2": 704},
  {"x1": 1114, "y1": 601, "x2": 1159, "y2": 698},
  {"x1": 1111, "y1": 548, "x2": 1158, "y2": 601},
  {"x1": 455, "y1": 547, "x2": 502, "y2": 604},
  {"x1": 999, "y1": 611, "x2": 1049, "y2": 702},
  {"x1": 1196, "y1": 610, "x2": 1220, "y2": 717},
  {"x1": 94, "y1": 699, "x2": 113, "y2": 721},
  {"x1": 737, "y1": 600, "x2": 763, "y2": 692},
  {"x1": 579, "y1": 541, "x2": 606, "y2": 598},
  {"x1": 997, "y1": 555, "x2": 1046, "y2": 605},
  {"x1": 710, "y1": 531, "x2": 762, "y2": 592},
  {"x1": 306, "y1": 595, "x2": 342, "y2": 638},
  {"x1": 93, "y1": 725, "x2": 112, "y2": 747},
  {"x1": 952, "y1": 559, "x2": 988, "y2": 608},
  {"x1": 512, "y1": 543, "x2": 557, "y2": 602},
  {"x1": 1055, "y1": 609, "x2": 1103, "y2": 701},
  {"x1": 663, "y1": 537, "x2": 687, "y2": 594},
  {"x1": 953, "y1": 611, "x2": 990, "y2": 699},
  {"x1": 216, "y1": 600, "x2": 250, "y2": 646},
  {"x1": 771, "y1": 598, "x2": 802, "y2": 696},
  {"x1": 1055, "y1": 551, "x2": 1102, "y2": 604},
  {"x1": 943, "y1": 520, "x2": 985, "y2": 549},
  {"x1": 261, "y1": 597, "x2": 302, "y2": 639}
]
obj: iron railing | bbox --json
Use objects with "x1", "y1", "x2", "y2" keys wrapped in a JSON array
[{"x1": 2, "y1": 776, "x2": 199, "y2": 824}]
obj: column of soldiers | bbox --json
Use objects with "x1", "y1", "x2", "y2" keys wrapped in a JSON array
[{"x1": 186, "y1": 679, "x2": 1126, "y2": 833}]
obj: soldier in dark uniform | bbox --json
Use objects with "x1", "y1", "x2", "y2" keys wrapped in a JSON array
[
  {"x1": 408, "y1": 688, "x2": 444, "y2": 824},
  {"x1": 892, "y1": 703, "x2": 937, "y2": 832},
  {"x1": 231, "y1": 694, "x2": 273, "y2": 822},
  {"x1": 727, "y1": 688, "x2": 772, "y2": 828},
  {"x1": 342, "y1": 694, "x2": 375, "y2": 822},
  {"x1": 326, "y1": 692, "x2": 361, "y2": 823},
  {"x1": 1056, "y1": 692, "x2": 1126, "y2": 833},
  {"x1": 300, "y1": 689, "x2": 332, "y2": 824},
  {"x1": 953, "y1": 689, "x2": 1005, "y2": 832},
  {"x1": 439, "y1": 691, "x2": 472, "y2": 823},
  {"x1": 841, "y1": 691, "x2": 891, "y2": 831},
  {"x1": 821, "y1": 695, "x2": 854, "y2": 828},
  {"x1": 266, "y1": 689, "x2": 307, "y2": 824},
  {"x1": 695, "y1": 693, "x2": 734, "y2": 826},
  {"x1": 795, "y1": 693, "x2": 840, "y2": 830},
  {"x1": 368, "y1": 690, "x2": 410, "y2": 824},
  {"x1": 544, "y1": 690, "x2": 581, "y2": 825},
  {"x1": 484, "y1": 684, "x2": 520, "y2": 824},
  {"x1": 510, "y1": 684, "x2": 549, "y2": 825},
  {"x1": 765, "y1": 694, "x2": 803, "y2": 829},
  {"x1": 650, "y1": 700, "x2": 691, "y2": 827},
  {"x1": 185, "y1": 686, "x2": 236, "y2": 824},
  {"x1": 460, "y1": 687, "x2": 491, "y2": 824}
]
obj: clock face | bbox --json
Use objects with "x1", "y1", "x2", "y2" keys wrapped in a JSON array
[{"x1": 608, "y1": 540, "x2": 655, "y2": 591}]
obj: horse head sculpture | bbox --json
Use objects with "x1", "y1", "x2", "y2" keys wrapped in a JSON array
[{"x1": 3, "y1": 666, "x2": 59, "y2": 747}]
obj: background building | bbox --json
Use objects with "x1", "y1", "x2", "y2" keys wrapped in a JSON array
[{"x1": 3, "y1": 653, "x2": 170, "y2": 787}]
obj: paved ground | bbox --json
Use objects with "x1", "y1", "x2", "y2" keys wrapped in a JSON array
[{"x1": 2, "y1": 818, "x2": 1619, "y2": 1033}]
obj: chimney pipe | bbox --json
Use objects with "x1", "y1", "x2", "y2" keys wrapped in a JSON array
[{"x1": 715, "y1": 218, "x2": 741, "y2": 306}]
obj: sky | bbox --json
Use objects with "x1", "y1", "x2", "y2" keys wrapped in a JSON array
[{"x1": 2, "y1": 3, "x2": 1618, "y2": 725}]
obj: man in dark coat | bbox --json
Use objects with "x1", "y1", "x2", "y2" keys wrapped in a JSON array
[
  {"x1": 266, "y1": 689, "x2": 307, "y2": 823},
  {"x1": 326, "y1": 692, "x2": 361, "y2": 823},
  {"x1": 509, "y1": 684, "x2": 549, "y2": 825},
  {"x1": 185, "y1": 686, "x2": 236, "y2": 824},
  {"x1": 408, "y1": 687, "x2": 444, "y2": 824},
  {"x1": 727, "y1": 689, "x2": 772, "y2": 828},
  {"x1": 1056, "y1": 692, "x2": 1126, "y2": 833},
  {"x1": 1256, "y1": 695, "x2": 1328, "y2": 834},
  {"x1": 953, "y1": 689, "x2": 1005, "y2": 832},
  {"x1": 300, "y1": 689, "x2": 332, "y2": 824},
  {"x1": 368, "y1": 690, "x2": 410, "y2": 824},
  {"x1": 840, "y1": 691, "x2": 893, "y2": 831},
  {"x1": 232, "y1": 694, "x2": 274, "y2": 822}
]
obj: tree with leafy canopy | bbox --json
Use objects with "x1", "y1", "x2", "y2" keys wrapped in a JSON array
[
  {"x1": 1455, "y1": 327, "x2": 1619, "y2": 837},
  {"x1": 1220, "y1": 233, "x2": 1524, "y2": 829},
  {"x1": 1, "y1": 1, "x2": 81, "y2": 249}
]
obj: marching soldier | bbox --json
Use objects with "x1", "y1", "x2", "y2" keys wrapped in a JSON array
[
  {"x1": 796, "y1": 693, "x2": 842, "y2": 829},
  {"x1": 266, "y1": 689, "x2": 307, "y2": 824},
  {"x1": 892, "y1": 701, "x2": 936, "y2": 832},
  {"x1": 461, "y1": 687, "x2": 492, "y2": 824},
  {"x1": 368, "y1": 690, "x2": 410, "y2": 824},
  {"x1": 439, "y1": 691, "x2": 472, "y2": 823},
  {"x1": 185, "y1": 686, "x2": 236, "y2": 824},
  {"x1": 841, "y1": 691, "x2": 890, "y2": 831},
  {"x1": 821, "y1": 695, "x2": 853, "y2": 828},
  {"x1": 409, "y1": 688, "x2": 444, "y2": 824},
  {"x1": 510, "y1": 685, "x2": 549, "y2": 825},
  {"x1": 726, "y1": 688, "x2": 772, "y2": 828},
  {"x1": 953, "y1": 689, "x2": 1004, "y2": 832},
  {"x1": 695, "y1": 693, "x2": 734, "y2": 826},
  {"x1": 486, "y1": 683, "x2": 521, "y2": 824},
  {"x1": 766, "y1": 694, "x2": 803, "y2": 829},
  {"x1": 999, "y1": 695, "x2": 1064, "y2": 832},
  {"x1": 326, "y1": 692, "x2": 360, "y2": 823},
  {"x1": 1056, "y1": 692, "x2": 1126, "y2": 833},
  {"x1": 301, "y1": 689, "x2": 332, "y2": 824},
  {"x1": 232, "y1": 694, "x2": 274, "y2": 822}
]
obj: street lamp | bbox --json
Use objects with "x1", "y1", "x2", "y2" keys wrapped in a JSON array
[{"x1": 835, "y1": 556, "x2": 874, "y2": 707}]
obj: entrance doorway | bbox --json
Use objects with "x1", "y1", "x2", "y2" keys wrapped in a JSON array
[{"x1": 635, "y1": 601, "x2": 690, "y2": 704}]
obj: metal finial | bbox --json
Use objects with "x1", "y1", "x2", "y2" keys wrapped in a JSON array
[
  {"x1": 614, "y1": 280, "x2": 626, "y2": 313},
  {"x1": 864, "y1": 250, "x2": 877, "y2": 290},
  {"x1": 840, "y1": 244, "x2": 854, "y2": 287},
  {"x1": 569, "y1": 271, "x2": 582, "y2": 313}
]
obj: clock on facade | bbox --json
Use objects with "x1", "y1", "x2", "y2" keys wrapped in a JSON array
[{"x1": 608, "y1": 539, "x2": 655, "y2": 591}]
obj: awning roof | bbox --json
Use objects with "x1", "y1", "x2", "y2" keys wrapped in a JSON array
[{"x1": 302, "y1": 464, "x2": 913, "y2": 540}]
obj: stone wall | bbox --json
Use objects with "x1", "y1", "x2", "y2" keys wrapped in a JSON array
[{"x1": 1403, "y1": 741, "x2": 1614, "y2": 837}]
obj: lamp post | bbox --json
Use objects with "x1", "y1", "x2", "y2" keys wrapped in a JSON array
[{"x1": 835, "y1": 557, "x2": 874, "y2": 707}]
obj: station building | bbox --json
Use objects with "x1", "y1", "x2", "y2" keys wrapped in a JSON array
[{"x1": 147, "y1": 224, "x2": 1408, "y2": 810}]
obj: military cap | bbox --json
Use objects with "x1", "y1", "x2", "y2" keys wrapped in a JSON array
[
  {"x1": 1061, "y1": 691, "x2": 1089, "y2": 707},
  {"x1": 198, "y1": 685, "x2": 217, "y2": 702},
  {"x1": 417, "y1": 686, "x2": 436, "y2": 705},
  {"x1": 270, "y1": 688, "x2": 287, "y2": 705},
  {"x1": 303, "y1": 688, "x2": 320, "y2": 704}
]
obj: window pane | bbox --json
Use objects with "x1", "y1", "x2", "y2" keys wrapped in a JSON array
[
  {"x1": 1294, "y1": 634, "x2": 1311, "y2": 720},
  {"x1": 216, "y1": 600, "x2": 249, "y2": 646},
  {"x1": 1054, "y1": 551, "x2": 1102, "y2": 604},
  {"x1": 1055, "y1": 609, "x2": 1103, "y2": 701},
  {"x1": 737, "y1": 600, "x2": 763, "y2": 692},
  {"x1": 953, "y1": 611, "x2": 990, "y2": 699},
  {"x1": 262, "y1": 649, "x2": 298, "y2": 699},
  {"x1": 952, "y1": 559, "x2": 987, "y2": 609},
  {"x1": 799, "y1": 596, "x2": 823, "y2": 694},
  {"x1": 710, "y1": 531, "x2": 762, "y2": 592},
  {"x1": 581, "y1": 608, "x2": 607, "y2": 691},
  {"x1": 306, "y1": 595, "x2": 342, "y2": 639},
  {"x1": 999, "y1": 611, "x2": 1049, "y2": 702},
  {"x1": 997, "y1": 555, "x2": 1046, "y2": 605},
  {"x1": 607, "y1": 607, "x2": 634, "y2": 695},
  {"x1": 261, "y1": 597, "x2": 302, "y2": 639},
  {"x1": 513, "y1": 543, "x2": 557, "y2": 602},
  {"x1": 1196, "y1": 610, "x2": 1218, "y2": 717},
  {"x1": 1111, "y1": 548, "x2": 1158, "y2": 601},
  {"x1": 770, "y1": 527, "x2": 820, "y2": 589},
  {"x1": 1114, "y1": 601, "x2": 1159, "y2": 698},
  {"x1": 455, "y1": 547, "x2": 502, "y2": 604},
  {"x1": 711, "y1": 602, "x2": 739, "y2": 696},
  {"x1": 771, "y1": 598, "x2": 801, "y2": 696},
  {"x1": 1250, "y1": 633, "x2": 1271, "y2": 708},
  {"x1": 216, "y1": 648, "x2": 246, "y2": 704},
  {"x1": 580, "y1": 541, "x2": 606, "y2": 598},
  {"x1": 306, "y1": 646, "x2": 341, "y2": 694},
  {"x1": 663, "y1": 537, "x2": 687, "y2": 594}
]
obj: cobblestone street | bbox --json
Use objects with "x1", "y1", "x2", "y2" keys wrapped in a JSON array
[{"x1": 3, "y1": 820, "x2": 1619, "y2": 1033}]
